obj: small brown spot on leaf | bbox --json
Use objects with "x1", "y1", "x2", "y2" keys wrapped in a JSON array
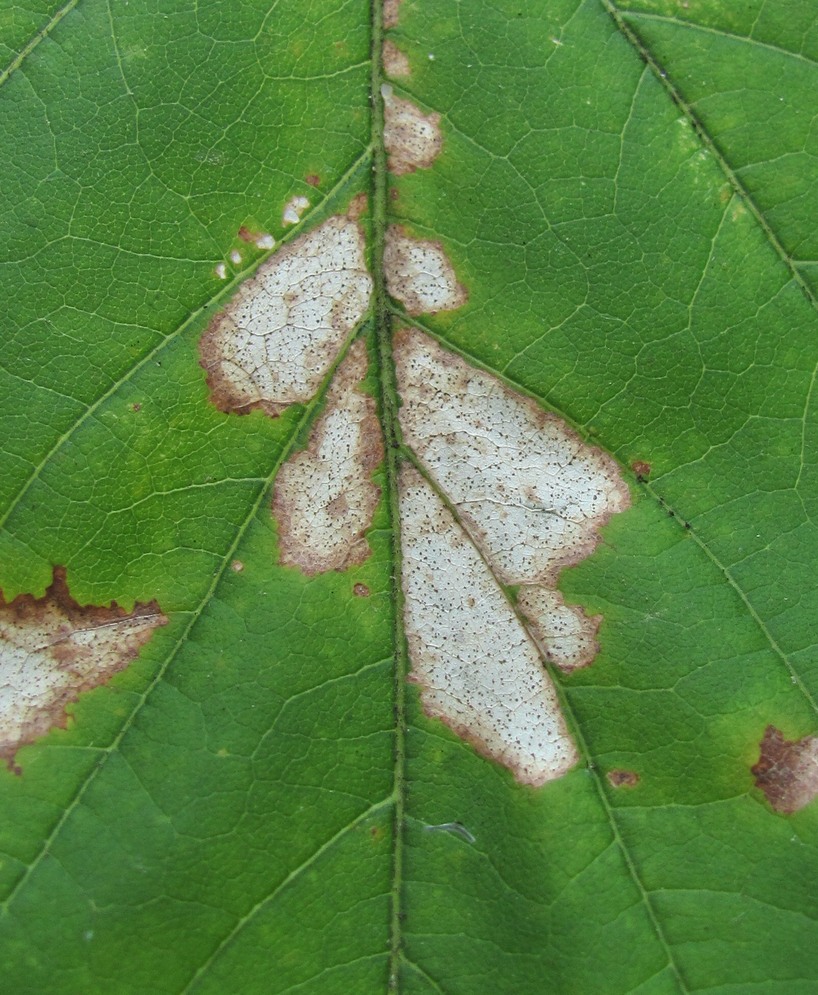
[
  {"x1": 199, "y1": 215, "x2": 372, "y2": 417},
  {"x1": 347, "y1": 193, "x2": 368, "y2": 221},
  {"x1": 230, "y1": 560, "x2": 244, "y2": 573},
  {"x1": 381, "y1": 85, "x2": 442, "y2": 175},
  {"x1": 607, "y1": 769, "x2": 640, "y2": 788},
  {"x1": 131, "y1": 403, "x2": 142, "y2": 413},
  {"x1": 384, "y1": 226, "x2": 467, "y2": 315},
  {"x1": 383, "y1": 0, "x2": 403, "y2": 29},
  {"x1": 0, "y1": 568, "x2": 167, "y2": 766},
  {"x1": 273, "y1": 340, "x2": 384, "y2": 575},
  {"x1": 353, "y1": 583, "x2": 370, "y2": 598},
  {"x1": 752, "y1": 725, "x2": 818, "y2": 814},
  {"x1": 383, "y1": 40, "x2": 410, "y2": 78},
  {"x1": 632, "y1": 460, "x2": 651, "y2": 481},
  {"x1": 305, "y1": 174, "x2": 321, "y2": 187}
]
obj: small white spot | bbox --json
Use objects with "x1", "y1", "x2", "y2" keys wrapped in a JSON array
[
  {"x1": 273, "y1": 340, "x2": 383, "y2": 575},
  {"x1": 229, "y1": 249, "x2": 242, "y2": 266},
  {"x1": 384, "y1": 226, "x2": 467, "y2": 315},
  {"x1": 199, "y1": 214, "x2": 373, "y2": 416},
  {"x1": 427, "y1": 53, "x2": 435, "y2": 60},
  {"x1": 282, "y1": 195, "x2": 310, "y2": 226},
  {"x1": 256, "y1": 233, "x2": 275, "y2": 250},
  {"x1": 214, "y1": 263, "x2": 228, "y2": 280}
]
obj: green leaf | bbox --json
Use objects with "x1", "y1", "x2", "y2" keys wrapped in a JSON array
[{"x1": 1, "y1": 0, "x2": 817, "y2": 992}]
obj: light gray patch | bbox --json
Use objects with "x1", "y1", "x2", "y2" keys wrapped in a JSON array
[
  {"x1": 394, "y1": 326, "x2": 630, "y2": 586},
  {"x1": 394, "y1": 326, "x2": 629, "y2": 685},
  {"x1": 199, "y1": 215, "x2": 372, "y2": 417},
  {"x1": 381, "y1": 85, "x2": 442, "y2": 175},
  {"x1": 399, "y1": 464, "x2": 578, "y2": 787},
  {"x1": 0, "y1": 568, "x2": 167, "y2": 766},
  {"x1": 272, "y1": 340, "x2": 383, "y2": 575},
  {"x1": 384, "y1": 226, "x2": 467, "y2": 315},
  {"x1": 752, "y1": 725, "x2": 818, "y2": 814},
  {"x1": 517, "y1": 587, "x2": 600, "y2": 674}
]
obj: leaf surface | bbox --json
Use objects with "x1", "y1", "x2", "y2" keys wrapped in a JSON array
[{"x1": 1, "y1": 1, "x2": 818, "y2": 992}]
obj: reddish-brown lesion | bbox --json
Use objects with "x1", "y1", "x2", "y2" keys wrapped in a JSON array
[
  {"x1": 752, "y1": 725, "x2": 818, "y2": 814},
  {"x1": 607, "y1": 769, "x2": 640, "y2": 788}
]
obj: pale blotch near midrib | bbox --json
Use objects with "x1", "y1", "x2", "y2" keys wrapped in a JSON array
[
  {"x1": 384, "y1": 226, "x2": 467, "y2": 316},
  {"x1": 381, "y1": 84, "x2": 442, "y2": 176},
  {"x1": 272, "y1": 340, "x2": 383, "y2": 576}
]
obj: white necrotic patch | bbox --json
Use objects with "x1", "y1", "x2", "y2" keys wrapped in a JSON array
[
  {"x1": 272, "y1": 340, "x2": 383, "y2": 575},
  {"x1": 395, "y1": 327, "x2": 630, "y2": 674},
  {"x1": 282, "y1": 195, "x2": 310, "y2": 226},
  {"x1": 381, "y1": 85, "x2": 442, "y2": 175},
  {"x1": 384, "y1": 226, "x2": 467, "y2": 315},
  {"x1": 199, "y1": 216, "x2": 372, "y2": 416},
  {"x1": 399, "y1": 465, "x2": 578, "y2": 786},
  {"x1": 0, "y1": 570, "x2": 166, "y2": 764}
]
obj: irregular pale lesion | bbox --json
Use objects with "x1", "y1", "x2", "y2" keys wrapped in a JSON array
[
  {"x1": 199, "y1": 214, "x2": 373, "y2": 417},
  {"x1": 272, "y1": 339, "x2": 384, "y2": 576},
  {"x1": 394, "y1": 327, "x2": 631, "y2": 785},
  {"x1": 0, "y1": 568, "x2": 167, "y2": 767}
]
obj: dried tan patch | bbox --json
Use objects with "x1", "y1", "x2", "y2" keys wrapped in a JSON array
[
  {"x1": 383, "y1": 0, "x2": 403, "y2": 29},
  {"x1": 399, "y1": 465, "x2": 578, "y2": 787},
  {"x1": 0, "y1": 568, "x2": 167, "y2": 765},
  {"x1": 282, "y1": 195, "x2": 310, "y2": 226},
  {"x1": 607, "y1": 769, "x2": 640, "y2": 789},
  {"x1": 384, "y1": 226, "x2": 467, "y2": 315},
  {"x1": 199, "y1": 216, "x2": 372, "y2": 417},
  {"x1": 272, "y1": 340, "x2": 383, "y2": 575},
  {"x1": 381, "y1": 85, "x2": 442, "y2": 175},
  {"x1": 395, "y1": 326, "x2": 629, "y2": 692},
  {"x1": 752, "y1": 725, "x2": 818, "y2": 814},
  {"x1": 383, "y1": 40, "x2": 410, "y2": 78},
  {"x1": 517, "y1": 587, "x2": 600, "y2": 674}
]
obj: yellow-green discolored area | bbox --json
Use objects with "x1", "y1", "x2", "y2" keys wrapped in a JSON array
[{"x1": 1, "y1": 0, "x2": 818, "y2": 992}]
